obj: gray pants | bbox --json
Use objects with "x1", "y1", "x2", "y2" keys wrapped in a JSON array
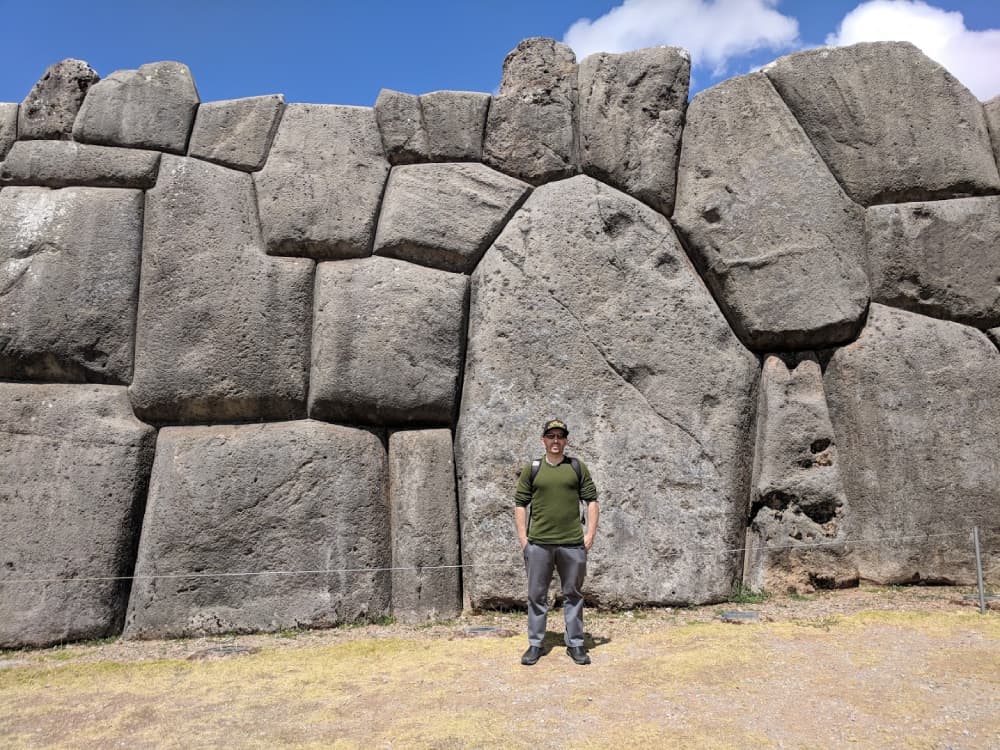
[{"x1": 523, "y1": 542, "x2": 587, "y2": 648}]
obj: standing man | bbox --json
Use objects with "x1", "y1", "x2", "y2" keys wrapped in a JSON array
[{"x1": 515, "y1": 419, "x2": 599, "y2": 666}]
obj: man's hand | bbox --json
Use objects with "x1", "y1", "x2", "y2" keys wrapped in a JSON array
[
  {"x1": 583, "y1": 532, "x2": 595, "y2": 551},
  {"x1": 519, "y1": 535, "x2": 529, "y2": 550}
]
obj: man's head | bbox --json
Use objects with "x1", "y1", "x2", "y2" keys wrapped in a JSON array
[{"x1": 541, "y1": 419, "x2": 568, "y2": 459}]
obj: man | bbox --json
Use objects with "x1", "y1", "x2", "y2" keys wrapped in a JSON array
[{"x1": 514, "y1": 419, "x2": 599, "y2": 666}]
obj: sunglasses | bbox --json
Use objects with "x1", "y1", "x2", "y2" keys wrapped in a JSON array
[{"x1": 543, "y1": 433, "x2": 567, "y2": 440}]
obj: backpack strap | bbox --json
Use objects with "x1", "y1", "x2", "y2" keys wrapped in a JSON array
[{"x1": 529, "y1": 456, "x2": 582, "y2": 489}]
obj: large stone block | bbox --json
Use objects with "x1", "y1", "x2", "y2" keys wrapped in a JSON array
[
  {"x1": 0, "y1": 140, "x2": 160, "y2": 188},
  {"x1": 73, "y1": 61, "x2": 199, "y2": 154},
  {"x1": 0, "y1": 103, "x2": 17, "y2": 158},
  {"x1": 674, "y1": 72, "x2": 868, "y2": 351},
  {"x1": 483, "y1": 37, "x2": 578, "y2": 185},
  {"x1": 0, "y1": 383, "x2": 156, "y2": 648},
  {"x1": 188, "y1": 94, "x2": 285, "y2": 171},
  {"x1": 389, "y1": 429, "x2": 461, "y2": 622},
  {"x1": 254, "y1": 104, "x2": 389, "y2": 259},
  {"x1": 765, "y1": 42, "x2": 1000, "y2": 205},
  {"x1": 125, "y1": 421, "x2": 389, "y2": 638},
  {"x1": 743, "y1": 354, "x2": 855, "y2": 593},
  {"x1": 373, "y1": 163, "x2": 530, "y2": 273},
  {"x1": 578, "y1": 47, "x2": 689, "y2": 216},
  {"x1": 456, "y1": 175, "x2": 758, "y2": 608},
  {"x1": 309, "y1": 257, "x2": 468, "y2": 426},
  {"x1": 985, "y1": 96, "x2": 1000, "y2": 173},
  {"x1": 129, "y1": 156, "x2": 312, "y2": 423},
  {"x1": 375, "y1": 89, "x2": 490, "y2": 164},
  {"x1": 18, "y1": 59, "x2": 99, "y2": 140},
  {"x1": 0, "y1": 186, "x2": 143, "y2": 383},
  {"x1": 824, "y1": 304, "x2": 1000, "y2": 585},
  {"x1": 866, "y1": 197, "x2": 1000, "y2": 329}
]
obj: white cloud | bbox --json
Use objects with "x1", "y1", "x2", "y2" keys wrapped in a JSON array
[
  {"x1": 563, "y1": 0, "x2": 799, "y2": 76},
  {"x1": 826, "y1": 0, "x2": 1000, "y2": 100}
]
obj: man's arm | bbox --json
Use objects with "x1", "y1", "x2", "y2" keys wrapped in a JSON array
[
  {"x1": 583, "y1": 501, "x2": 599, "y2": 551},
  {"x1": 515, "y1": 506, "x2": 529, "y2": 549}
]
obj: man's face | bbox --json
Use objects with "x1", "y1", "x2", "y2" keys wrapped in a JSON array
[{"x1": 541, "y1": 430, "x2": 568, "y2": 459}]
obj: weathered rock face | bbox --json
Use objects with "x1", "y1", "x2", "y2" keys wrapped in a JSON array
[
  {"x1": 254, "y1": 104, "x2": 389, "y2": 259},
  {"x1": 765, "y1": 42, "x2": 1000, "y2": 205},
  {"x1": 18, "y1": 59, "x2": 99, "y2": 140},
  {"x1": 483, "y1": 37, "x2": 578, "y2": 185},
  {"x1": 824, "y1": 304, "x2": 1000, "y2": 584},
  {"x1": 373, "y1": 163, "x2": 531, "y2": 273},
  {"x1": 130, "y1": 155, "x2": 312, "y2": 423},
  {"x1": 456, "y1": 175, "x2": 758, "y2": 608},
  {"x1": 0, "y1": 186, "x2": 143, "y2": 383},
  {"x1": 73, "y1": 61, "x2": 199, "y2": 154},
  {"x1": 866, "y1": 197, "x2": 1000, "y2": 329},
  {"x1": 389, "y1": 429, "x2": 462, "y2": 622},
  {"x1": 125, "y1": 421, "x2": 388, "y2": 639},
  {"x1": 0, "y1": 141, "x2": 160, "y2": 188},
  {"x1": 674, "y1": 72, "x2": 869, "y2": 351},
  {"x1": 309, "y1": 257, "x2": 468, "y2": 426},
  {"x1": 984, "y1": 96, "x2": 1000, "y2": 172},
  {"x1": 0, "y1": 383, "x2": 156, "y2": 648},
  {"x1": 188, "y1": 94, "x2": 285, "y2": 172},
  {"x1": 375, "y1": 89, "x2": 490, "y2": 164},
  {"x1": 578, "y1": 47, "x2": 689, "y2": 216},
  {"x1": 0, "y1": 102, "x2": 17, "y2": 158},
  {"x1": 744, "y1": 354, "x2": 855, "y2": 593}
]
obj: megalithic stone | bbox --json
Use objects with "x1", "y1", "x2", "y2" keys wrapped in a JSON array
[
  {"x1": 0, "y1": 103, "x2": 17, "y2": 158},
  {"x1": 187, "y1": 94, "x2": 285, "y2": 172},
  {"x1": 18, "y1": 58, "x2": 99, "y2": 140}
]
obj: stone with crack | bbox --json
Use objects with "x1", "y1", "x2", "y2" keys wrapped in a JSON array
[
  {"x1": 18, "y1": 58, "x2": 100, "y2": 140},
  {"x1": 124, "y1": 420, "x2": 388, "y2": 638},
  {"x1": 375, "y1": 89, "x2": 490, "y2": 164},
  {"x1": 187, "y1": 94, "x2": 285, "y2": 172},
  {"x1": 455, "y1": 174, "x2": 758, "y2": 608},
  {"x1": 0, "y1": 103, "x2": 18, "y2": 158}
]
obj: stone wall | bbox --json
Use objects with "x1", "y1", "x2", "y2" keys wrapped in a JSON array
[{"x1": 2, "y1": 39, "x2": 998, "y2": 647}]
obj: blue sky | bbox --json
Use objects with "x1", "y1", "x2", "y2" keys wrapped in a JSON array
[{"x1": 1, "y1": 0, "x2": 998, "y2": 105}]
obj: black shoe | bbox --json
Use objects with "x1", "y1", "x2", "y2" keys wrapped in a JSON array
[
  {"x1": 521, "y1": 646, "x2": 543, "y2": 666},
  {"x1": 566, "y1": 646, "x2": 590, "y2": 665}
]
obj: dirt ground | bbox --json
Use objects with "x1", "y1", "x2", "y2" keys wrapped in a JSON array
[{"x1": 1, "y1": 584, "x2": 998, "y2": 749}]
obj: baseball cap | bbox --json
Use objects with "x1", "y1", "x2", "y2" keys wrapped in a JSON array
[{"x1": 542, "y1": 419, "x2": 569, "y2": 436}]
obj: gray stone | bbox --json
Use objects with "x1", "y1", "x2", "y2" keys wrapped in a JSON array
[
  {"x1": 422, "y1": 90, "x2": 490, "y2": 162},
  {"x1": 673, "y1": 72, "x2": 869, "y2": 351},
  {"x1": 743, "y1": 354, "x2": 855, "y2": 593},
  {"x1": 375, "y1": 89, "x2": 427, "y2": 164},
  {"x1": 373, "y1": 163, "x2": 531, "y2": 273},
  {"x1": 984, "y1": 96, "x2": 1000, "y2": 174},
  {"x1": 866, "y1": 197, "x2": 1000, "y2": 329},
  {"x1": 0, "y1": 383, "x2": 156, "y2": 648},
  {"x1": 483, "y1": 37, "x2": 578, "y2": 185},
  {"x1": 254, "y1": 104, "x2": 389, "y2": 258},
  {"x1": 824, "y1": 304, "x2": 1000, "y2": 585},
  {"x1": 389, "y1": 429, "x2": 461, "y2": 622},
  {"x1": 73, "y1": 61, "x2": 199, "y2": 154},
  {"x1": 0, "y1": 140, "x2": 160, "y2": 188},
  {"x1": 765, "y1": 43, "x2": 1000, "y2": 205},
  {"x1": 0, "y1": 187, "x2": 143, "y2": 384},
  {"x1": 989, "y1": 328, "x2": 1000, "y2": 350},
  {"x1": 308, "y1": 257, "x2": 468, "y2": 426},
  {"x1": 125, "y1": 421, "x2": 388, "y2": 638},
  {"x1": 18, "y1": 59, "x2": 99, "y2": 140},
  {"x1": 0, "y1": 103, "x2": 16, "y2": 158},
  {"x1": 129, "y1": 155, "x2": 312, "y2": 423},
  {"x1": 578, "y1": 46, "x2": 689, "y2": 216},
  {"x1": 188, "y1": 94, "x2": 285, "y2": 171},
  {"x1": 456, "y1": 175, "x2": 758, "y2": 608}
]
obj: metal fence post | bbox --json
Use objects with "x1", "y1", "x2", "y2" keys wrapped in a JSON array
[{"x1": 973, "y1": 526, "x2": 986, "y2": 615}]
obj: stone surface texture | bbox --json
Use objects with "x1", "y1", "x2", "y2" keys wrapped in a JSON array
[
  {"x1": 389, "y1": 429, "x2": 462, "y2": 622},
  {"x1": 743, "y1": 354, "x2": 855, "y2": 593},
  {"x1": 73, "y1": 61, "x2": 199, "y2": 154},
  {"x1": 374, "y1": 90, "x2": 427, "y2": 164},
  {"x1": 0, "y1": 186, "x2": 143, "y2": 383},
  {"x1": 764, "y1": 42, "x2": 1000, "y2": 205},
  {"x1": 985, "y1": 96, "x2": 1000, "y2": 173},
  {"x1": 674, "y1": 72, "x2": 869, "y2": 351},
  {"x1": 456, "y1": 175, "x2": 758, "y2": 608},
  {"x1": 188, "y1": 94, "x2": 285, "y2": 171},
  {"x1": 483, "y1": 37, "x2": 578, "y2": 185},
  {"x1": 375, "y1": 89, "x2": 489, "y2": 164},
  {"x1": 129, "y1": 155, "x2": 312, "y2": 423},
  {"x1": 125, "y1": 421, "x2": 388, "y2": 638},
  {"x1": 0, "y1": 384, "x2": 156, "y2": 648},
  {"x1": 255, "y1": 104, "x2": 389, "y2": 258},
  {"x1": 824, "y1": 304, "x2": 1000, "y2": 584},
  {"x1": 373, "y1": 162, "x2": 531, "y2": 273},
  {"x1": 309, "y1": 257, "x2": 469, "y2": 426},
  {"x1": 578, "y1": 46, "x2": 690, "y2": 216},
  {"x1": 866, "y1": 197, "x2": 1000, "y2": 329},
  {"x1": 18, "y1": 59, "x2": 100, "y2": 140},
  {"x1": 0, "y1": 140, "x2": 160, "y2": 188},
  {"x1": 0, "y1": 103, "x2": 17, "y2": 158}
]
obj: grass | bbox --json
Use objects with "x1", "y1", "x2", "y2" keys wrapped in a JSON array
[{"x1": 728, "y1": 583, "x2": 770, "y2": 604}]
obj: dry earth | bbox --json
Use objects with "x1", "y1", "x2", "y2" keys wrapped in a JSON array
[{"x1": 1, "y1": 584, "x2": 998, "y2": 749}]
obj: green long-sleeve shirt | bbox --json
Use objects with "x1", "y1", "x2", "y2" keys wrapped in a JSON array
[{"x1": 514, "y1": 456, "x2": 598, "y2": 545}]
